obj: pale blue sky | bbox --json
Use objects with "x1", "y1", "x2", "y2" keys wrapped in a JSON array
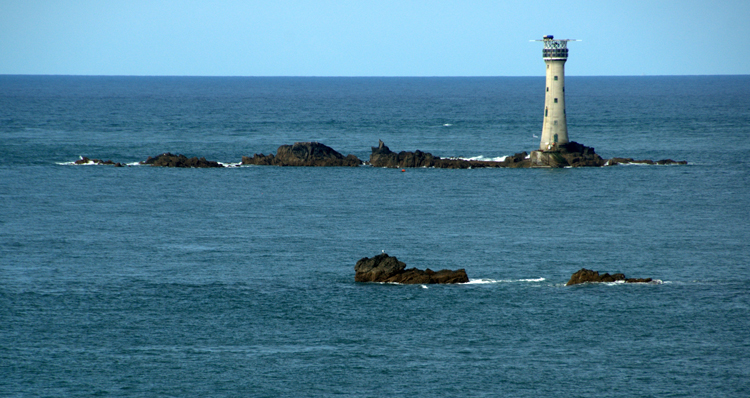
[{"x1": 1, "y1": 0, "x2": 748, "y2": 76}]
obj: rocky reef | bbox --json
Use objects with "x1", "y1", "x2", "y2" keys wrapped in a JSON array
[
  {"x1": 69, "y1": 140, "x2": 687, "y2": 169},
  {"x1": 566, "y1": 268, "x2": 655, "y2": 286},
  {"x1": 354, "y1": 253, "x2": 469, "y2": 284},
  {"x1": 242, "y1": 142, "x2": 362, "y2": 167},
  {"x1": 141, "y1": 153, "x2": 224, "y2": 168},
  {"x1": 370, "y1": 140, "x2": 523, "y2": 169},
  {"x1": 372, "y1": 140, "x2": 686, "y2": 169}
]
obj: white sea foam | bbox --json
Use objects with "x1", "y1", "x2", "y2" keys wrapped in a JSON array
[
  {"x1": 603, "y1": 279, "x2": 663, "y2": 286},
  {"x1": 466, "y1": 277, "x2": 546, "y2": 284},
  {"x1": 58, "y1": 156, "x2": 89, "y2": 166},
  {"x1": 457, "y1": 155, "x2": 507, "y2": 162},
  {"x1": 518, "y1": 277, "x2": 546, "y2": 282},
  {"x1": 464, "y1": 278, "x2": 498, "y2": 284},
  {"x1": 59, "y1": 157, "x2": 145, "y2": 166}
]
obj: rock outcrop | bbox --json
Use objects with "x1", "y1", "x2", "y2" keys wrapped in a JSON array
[
  {"x1": 371, "y1": 140, "x2": 686, "y2": 169},
  {"x1": 70, "y1": 141, "x2": 687, "y2": 170},
  {"x1": 141, "y1": 153, "x2": 224, "y2": 168},
  {"x1": 529, "y1": 141, "x2": 607, "y2": 168},
  {"x1": 242, "y1": 142, "x2": 362, "y2": 167},
  {"x1": 74, "y1": 157, "x2": 124, "y2": 167},
  {"x1": 566, "y1": 268, "x2": 654, "y2": 286},
  {"x1": 355, "y1": 253, "x2": 469, "y2": 284},
  {"x1": 369, "y1": 140, "x2": 516, "y2": 169}
]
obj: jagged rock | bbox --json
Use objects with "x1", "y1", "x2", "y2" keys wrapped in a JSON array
[
  {"x1": 566, "y1": 268, "x2": 653, "y2": 286},
  {"x1": 242, "y1": 142, "x2": 362, "y2": 167},
  {"x1": 141, "y1": 153, "x2": 223, "y2": 168},
  {"x1": 369, "y1": 140, "x2": 511, "y2": 169},
  {"x1": 369, "y1": 140, "x2": 435, "y2": 168},
  {"x1": 355, "y1": 253, "x2": 469, "y2": 284}
]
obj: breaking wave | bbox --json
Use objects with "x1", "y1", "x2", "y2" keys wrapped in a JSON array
[
  {"x1": 466, "y1": 277, "x2": 546, "y2": 284},
  {"x1": 456, "y1": 155, "x2": 508, "y2": 162}
]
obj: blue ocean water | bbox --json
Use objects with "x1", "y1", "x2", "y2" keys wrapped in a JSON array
[{"x1": 1, "y1": 75, "x2": 749, "y2": 397}]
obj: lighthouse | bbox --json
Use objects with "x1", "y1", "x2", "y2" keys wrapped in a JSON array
[{"x1": 536, "y1": 35, "x2": 577, "y2": 151}]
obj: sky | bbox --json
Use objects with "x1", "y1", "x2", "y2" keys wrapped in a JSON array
[{"x1": 1, "y1": 0, "x2": 748, "y2": 76}]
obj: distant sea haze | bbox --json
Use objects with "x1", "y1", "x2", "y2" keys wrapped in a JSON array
[{"x1": 1, "y1": 75, "x2": 749, "y2": 397}]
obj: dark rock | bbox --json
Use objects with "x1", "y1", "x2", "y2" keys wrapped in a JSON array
[
  {"x1": 369, "y1": 140, "x2": 508, "y2": 169},
  {"x1": 369, "y1": 140, "x2": 433, "y2": 168},
  {"x1": 530, "y1": 142, "x2": 607, "y2": 168},
  {"x1": 370, "y1": 140, "x2": 685, "y2": 169},
  {"x1": 355, "y1": 253, "x2": 469, "y2": 284},
  {"x1": 656, "y1": 159, "x2": 688, "y2": 165},
  {"x1": 502, "y1": 152, "x2": 532, "y2": 168},
  {"x1": 607, "y1": 157, "x2": 688, "y2": 166},
  {"x1": 74, "y1": 157, "x2": 121, "y2": 166},
  {"x1": 141, "y1": 153, "x2": 224, "y2": 168},
  {"x1": 354, "y1": 253, "x2": 406, "y2": 282},
  {"x1": 566, "y1": 268, "x2": 653, "y2": 286},
  {"x1": 606, "y1": 157, "x2": 636, "y2": 166},
  {"x1": 242, "y1": 142, "x2": 362, "y2": 167},
  {"x1": 241, "y1": 153, "x2": 275, "y2": 165},
  {"x1": 606, "y1": 158, "x2": 654, "y2": 166}
]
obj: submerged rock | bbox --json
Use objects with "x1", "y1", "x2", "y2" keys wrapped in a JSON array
[
  {"x1": 74, "y1": 157, "x2": 124, "y2": 167},
  {"x1": 241, "y1": 142, "x2": 362, "y2": 167},
  {"x1": 606, "y1": 157, "x2": 688, "y2": 166},
  {"x1": 566, "y1": 268, "x2": 654, "y2": 286},
  {"x1": 355, "y1": 253, "x2": 469, "y2": 284},
  {"x1": 141, "y1": 153, "x2": 224, "y2": 168}
]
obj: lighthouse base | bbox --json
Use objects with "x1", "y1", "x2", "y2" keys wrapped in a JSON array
[{"x1": 529, "y1": 142, "x2": 606, "y2": 168}]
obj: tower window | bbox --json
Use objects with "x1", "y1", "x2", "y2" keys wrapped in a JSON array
[
  {"x1": 554, "y1": 76, "x2": 558, "y2": 81},
  {"x1": 554, "y1": 98, "x2": 558, "y2": 103},
  {"x1": 546, "y1": 87, "x2": 549, "y2": 92},
  {"x1": 545, "y1": 107, "x2": 548, "y2": 117}
]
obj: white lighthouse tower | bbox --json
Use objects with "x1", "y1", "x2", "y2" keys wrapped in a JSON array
[{"x1": 535, "y1": 35, "x2": 578, "y2": 151}]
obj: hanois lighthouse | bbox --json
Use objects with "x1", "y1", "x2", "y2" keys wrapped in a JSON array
[{"x1": 536, "y1": 35, "x2": 578, "y2": 151}]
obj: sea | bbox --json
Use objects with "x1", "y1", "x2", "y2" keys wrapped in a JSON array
[{"x1": 1, "y1": 75, "x2": 749, "y2": 397}]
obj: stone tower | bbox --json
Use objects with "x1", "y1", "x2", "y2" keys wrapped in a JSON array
[{"x1": 536, "y1": 35, "x2": 577, "y2": 151}]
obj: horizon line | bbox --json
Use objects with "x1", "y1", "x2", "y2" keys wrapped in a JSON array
[{"x1": 2, "y1": 73, "x2": 748, "y2": 78}]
